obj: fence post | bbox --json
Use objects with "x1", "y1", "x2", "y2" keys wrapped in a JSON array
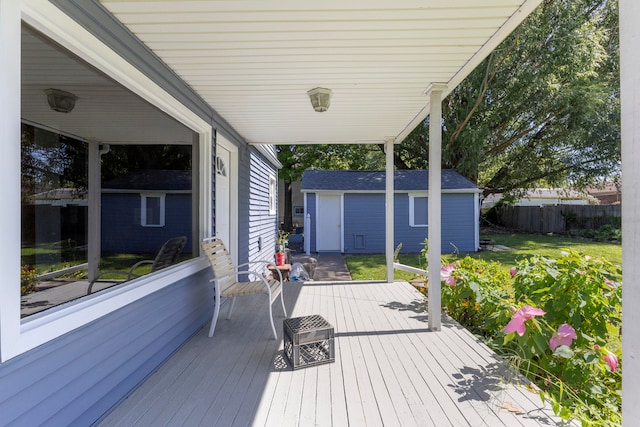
[{"x1": 304, "y1": 213, "x2": 311, "y2": 255}]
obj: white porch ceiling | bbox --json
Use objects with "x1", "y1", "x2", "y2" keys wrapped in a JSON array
[{"x1": 99, "y1": 0, "x2": 542, "y2": 145}]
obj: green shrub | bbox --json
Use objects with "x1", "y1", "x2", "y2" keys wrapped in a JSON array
[
  {"x1": 440, "y1": 257, "x2": 513, "y2": 338},
  {"x1": 443, "y1": 250, "x2": 622, "y2": 426}
]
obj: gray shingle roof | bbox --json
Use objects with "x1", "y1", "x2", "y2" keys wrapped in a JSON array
[
  {"x1": 301, "y1": 169, "x2": 477, "y2": 192},
  {"x1": 102, "y1": 169, "x2": 192, "y2": 191}
]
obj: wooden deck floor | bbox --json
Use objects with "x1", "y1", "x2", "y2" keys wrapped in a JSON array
[{"x1": 99, "y1": 280, "x2": 572, "y2": 427}]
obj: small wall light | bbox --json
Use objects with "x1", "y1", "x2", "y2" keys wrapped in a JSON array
[
  {"x1": 307, "y1": 87, "x2": 332, "y2": 112},
  {"x1": 45, "y1": 88, "x2": 78, "y2": 113}
]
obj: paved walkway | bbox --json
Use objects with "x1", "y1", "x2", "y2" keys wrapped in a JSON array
[{"x1": 289, "y1": 251, "x2": 352, "y2": 282}]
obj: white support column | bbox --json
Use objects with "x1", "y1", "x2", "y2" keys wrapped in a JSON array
[
  {"x1": 385, "y1": 137, "x2": 395, "y2": 283},
  {"x1": 426, "y1": 84, "x2": 447, "y2": 331},
  {"x1": 0, "y1": 0, "x2": 22, "y2": 357},
  {"x1": 87, "y1": 142, "x2": 102, "y2": 282},
  {"x1": 620, "y1": 1, "x2": 640, "y2": 424}
]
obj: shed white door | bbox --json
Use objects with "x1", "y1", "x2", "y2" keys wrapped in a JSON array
[
  {"x1": 316, "y1": 194, "x2": 342, "y2": 252},
  {"x1": 215, "y1": 146, "x2": 230, "y2": 247}
]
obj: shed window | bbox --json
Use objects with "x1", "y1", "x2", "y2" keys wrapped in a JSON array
[
  {"x1": 141, "y1": 194, "x2": 165, "y2": 227},
  {"x1": 293, "y1": 205, "x2": 304, "y2": 216},
  {"x1": 409, "y1": 195, "x2": 428, "y2": 227}
]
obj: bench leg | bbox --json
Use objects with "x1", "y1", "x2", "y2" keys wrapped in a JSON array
[
  {"x1": 208, "y1": 284, "x2": 221, "y2": 337},
  {"x1": 268, "y1": 299, "x2": 277, "y2": 340}
]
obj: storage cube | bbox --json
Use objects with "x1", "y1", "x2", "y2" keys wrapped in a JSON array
[{"x1": 283, "y1": 315, "x2": 335, "y2": 370}]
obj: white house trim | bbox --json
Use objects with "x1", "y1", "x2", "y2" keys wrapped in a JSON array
[
  {"x1": 426, "y1": 83, "x2": 446, "y2": 332},
  {"x1": 0, "y1": 0, "x2": 213, "y2": 362},
  {"x1": 621, "y1": 0, "x2": 640, "y2": 421}
]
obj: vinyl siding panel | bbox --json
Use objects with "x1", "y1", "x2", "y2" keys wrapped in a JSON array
[
  {"x1": 309, "y1": 192, "x2": 477, "y2": 255},
  {"x1": 0, "y1": 268, "x2": 212, "y2": 426},
  {"x1": 442, "y1": 193, "x2": 477, "y2": 253},
  {"x1": 101, "y1": 193, "x2": 193, "y2": 254},
  {"x1": 344, "y1": 194, "x2": 385, "y2": 254},
  {"x1": 394, "y1": 193, "x2": 429, "y2": 253},
  {"x1": 237, "y1": 147, "x2": 278, "y2": 266}
]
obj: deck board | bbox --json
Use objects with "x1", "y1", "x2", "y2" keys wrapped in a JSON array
[{"x1": 99, "y1": 280, "x2": 574, "y2": 427}]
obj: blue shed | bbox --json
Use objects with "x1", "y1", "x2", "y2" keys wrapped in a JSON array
[
  {"x1": 301, "y1": 170, "x2": 480, "y2": 254},
  {"x1": 101, "y1": 169, "x2": 193, "y2": 254}
]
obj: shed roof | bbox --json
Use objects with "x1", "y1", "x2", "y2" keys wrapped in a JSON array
[
  {"x1": 301, "y1": 169, "x2": 477, "y2": 192},
  {"x1": 102, "y1": 170, "x2": 192, "y2": 191}
]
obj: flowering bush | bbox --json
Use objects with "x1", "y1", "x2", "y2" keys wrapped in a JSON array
[
  {"x1": 440, "y1": 257, "x2": 513, "y2": 338},
  {"x1": 442, "y1": 250, "x2": 621, "y2": 426},
  {"x1": 21, "y1": 264, "x2": 38, "y2": 295}
]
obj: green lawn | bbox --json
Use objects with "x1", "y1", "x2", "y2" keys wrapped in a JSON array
[{"x1": 346, "y1": 233, "x2": 622, "y2": 281}]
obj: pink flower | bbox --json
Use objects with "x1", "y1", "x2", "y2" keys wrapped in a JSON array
[
  {"x1": 603, "y1": 351, "x2": 618, "y2": 372},
  {"x1": 504, "y1": 305, "x2": 546, "y2": 336},
  {"x1": 594, "y1": 344, "x2": 601, "y2": 351},
  {"x1": 509, "y1": 267, "x2": 517, "y2": 278},
  {"x1": 585, "y1": 255, "x2": 592, "y2": 261},
  {"x1": 440, "y1": 264, "x2": 457, "y2": 286},
  {"x1": 604, "y1": 280, "x2": 616, "y2": 290},
  {"x1": 549, "y1": 324, "x2": 577, "y2": 350}
]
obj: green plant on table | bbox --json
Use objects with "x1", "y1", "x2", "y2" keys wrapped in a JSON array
[{"x1": 277, "y1": 229, "x2": 289, "y2": 253}]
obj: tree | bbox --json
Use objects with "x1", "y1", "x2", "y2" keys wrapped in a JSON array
[
  {"x1": 394, "y1": 0, "x2": 620, "y2": 197},
  {"x1": 277, "y1": 144, "x2": 384, "y2": 231}
]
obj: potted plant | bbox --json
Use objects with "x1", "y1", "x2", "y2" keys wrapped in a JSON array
[{"x1": 276, "y1": 230, "x2": 289, "y2": 266}]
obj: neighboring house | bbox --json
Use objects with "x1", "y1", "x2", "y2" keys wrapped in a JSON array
[
  {"x1": 301, "y1": 170, "x2": 481, "y2": 254},
  {"x1": 101, "y1": 170, "x2": 194, "y2": 254},
  {"x1": 482, "y1": 188, "x2": 597, "y2": 210},
  {"x1": 587, "y1": 182, "x2": 622, "y2": 205}
]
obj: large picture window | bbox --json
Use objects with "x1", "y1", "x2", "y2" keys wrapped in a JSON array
[{"x1": 19, "y1": 24, "x2": 198, "y2": 318}]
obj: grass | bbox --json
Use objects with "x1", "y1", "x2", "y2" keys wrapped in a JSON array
[{"x1": 346, "y1": 232, "x2": 622, "y2": 281}]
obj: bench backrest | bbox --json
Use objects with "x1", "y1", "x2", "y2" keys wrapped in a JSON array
[{"x1": 201, "y1": 237, "x2": 236, "y2": 292}]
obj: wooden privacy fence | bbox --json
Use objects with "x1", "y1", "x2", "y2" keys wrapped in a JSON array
[{"x1": 497, "y1": 205, "x2": 621, "y2": 234}]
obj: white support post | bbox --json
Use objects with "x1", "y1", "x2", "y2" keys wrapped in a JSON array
[
  {"x1": 385, "y1": 137, "x2": 395, "y2": 283},
  {"x1": 0, "y1": 0, "x2": 22, "y2": 358},
  {"x1": 87, "y1": 142, "x2": 102, "y2": 282},
  {"x1": 620, "y1": 1, "x2": 640, "y2": 423},
  {"x1": 426, "y1": 84, "x2": 446, "y2": 331}
]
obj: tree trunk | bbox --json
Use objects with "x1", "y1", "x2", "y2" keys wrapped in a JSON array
[{"x1": 283, "y1": 181, "x2": 294, "y2": 231}]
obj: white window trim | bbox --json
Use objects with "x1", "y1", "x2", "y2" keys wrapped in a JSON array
[
  {"x1": 269, "y1": 174, "x2": 277, "y2": 215},
  {"x1": 1, "y1": 0, "x2": 213, "y2": 362},
  {"x1": 409, "y1": 193, "x2": 429, "y2": 227},
  {"x1": 141, "y1": 193, "x2": 166, "y2": 227}
]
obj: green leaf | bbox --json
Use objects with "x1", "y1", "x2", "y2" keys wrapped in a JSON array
[
  {"x1": 503, "y1": 332, "x2": 516, "y2": 345},
  {"x1": 553, "y1": 345, "x2": 574, "y2": 359}
]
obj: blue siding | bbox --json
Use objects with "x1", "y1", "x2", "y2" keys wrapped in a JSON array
[
  {"x1": 343, "y1": 194, "x2": 385, "y2": 254},
  {"x1": 101, "y1": 193, "x2": 193, "y2": 254},
  {"x1": 310, "y1": 192, "x2": 477, "y2": 255},
  {"x1": 237, "y1": 146, "x2": 279, "y2": 266},
  {"x1": 442, "y1": 193, "x2": 477, "y2": 253},
  {"x1": 394, "y1": 194, "x2": 428, "y2": 253},
  {"x1": 0, "y1": 268, "x2": 212, "y2": 425}
]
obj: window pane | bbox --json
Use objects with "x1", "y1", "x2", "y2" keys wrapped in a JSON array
[
  {"x1": 145, "y1": 196, "x2": 161, "y2": 226},
  {"x1": 20, "y1": 24, "x2": 198, "y2": 317},
  {"x1": 413, "y1": 196, "x2": 428, "y2": 226},
  {"x1": 21, "y1": 124, "x2": 88, "y2": 299}
]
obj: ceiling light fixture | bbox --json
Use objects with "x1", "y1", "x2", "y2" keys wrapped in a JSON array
[
  {"x1": 307, "y1": 87, "x2": 332, "y2": 112},
  {"x1": 45, "y1": 88, "x2": 78, "y2": 113}
]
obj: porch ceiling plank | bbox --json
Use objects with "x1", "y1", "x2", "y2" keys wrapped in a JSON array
[{"x1": 99, "y1": 0, "x2": 542, "y2": 145}]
